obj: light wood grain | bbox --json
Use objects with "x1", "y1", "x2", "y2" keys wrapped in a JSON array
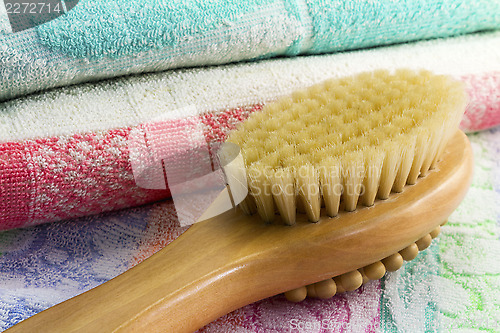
[{"x1": 7, "y1": 130, "x2": 473, "y2": 333}]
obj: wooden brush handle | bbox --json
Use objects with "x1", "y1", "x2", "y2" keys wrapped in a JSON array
[{"x1": 6, "y1": 131, "x2": 473, "y2": 333}]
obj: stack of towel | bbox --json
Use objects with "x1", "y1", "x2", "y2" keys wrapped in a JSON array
[{"x1": 1, "y1": 0, "x2": 499, "y2": 331}]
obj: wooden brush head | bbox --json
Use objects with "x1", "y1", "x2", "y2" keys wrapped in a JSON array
[{"x1": 227, "y1": 69, "x2": 468, "y2": 225}]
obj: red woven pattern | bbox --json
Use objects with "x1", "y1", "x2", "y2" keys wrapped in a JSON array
[
  {"x1": 460, "y1": 72, "x2": 500, "y2": 132},
  {"x1": 0, "y1": 105, "x2": 258, "y2": 230}
]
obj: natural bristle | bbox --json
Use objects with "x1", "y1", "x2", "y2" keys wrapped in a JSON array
[{"x1": 227, "y1": 69, "x2": 467, "y2": 225}]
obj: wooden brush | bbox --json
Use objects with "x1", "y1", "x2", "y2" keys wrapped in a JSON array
[
  {"x1": 6, "y1": 69, "x2": 473, "y2": 333},
  {"x1": 228, "y1": 69, "x2": 466, "y2": 225}
]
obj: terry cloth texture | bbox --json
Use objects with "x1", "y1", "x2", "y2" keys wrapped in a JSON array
[
  {"x1": 0, "y1": 0, "x2": 499, "y2": 102},
  {"x1": 1, "y1": 126, "x2": 499, "y2": 332},
  {"x1": 0, "y1": 31, "x2": 499, "y2": 231}
]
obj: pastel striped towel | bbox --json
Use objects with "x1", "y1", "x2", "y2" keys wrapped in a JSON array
[
  {"x1": 0, "y1": 0, "x2": 499, "y2": 102},
  {"x1": 1, "y1": 126, "x2": 499, "y2": 332},
  {"x1": 1, "y1": 30, "x2": 499, "y2": 231}
]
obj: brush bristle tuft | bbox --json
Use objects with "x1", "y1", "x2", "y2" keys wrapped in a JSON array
[{"x1": 227, "y1": 69, "x2": 467, "y2": 225}]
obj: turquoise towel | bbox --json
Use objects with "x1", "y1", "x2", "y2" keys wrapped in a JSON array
[{"x1": 0, "y1": 0, "x2": 499, "y2": 102}]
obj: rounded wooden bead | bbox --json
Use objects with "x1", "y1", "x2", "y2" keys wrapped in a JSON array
[
  {"x1": 333, "y1": 276, "x2": 346, "y2": 293},
  {"x1": 306, "y1": 284, "x2": 317, "y2": 298},
  {"x1": 364, "y1": 261, "x2": 386, "y2": 280},
  {"x1": 416, "y1": 234, "x2": 432, "y2": 251},
  {"x1": 361, "y1": 273, "x2": 369, "y2": 285},
  {"x1": 382, "y1": 253, "x2": 404, "y2": 272},
  {"x1": 430, "y1": 226, "x2": 441, "y2": 239},
  {"x1": 314, "y1": 279, "x2": 337, "y2": 299},
  {"x1": 285, "y1": 286, "x2": 307, "y2": 302},
  {"x1": 399, "y1": 243, "x2": 419, "y2": 261},
  {"x1": 339, "y1": 270, "x2": 363, "y2": 291}
]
